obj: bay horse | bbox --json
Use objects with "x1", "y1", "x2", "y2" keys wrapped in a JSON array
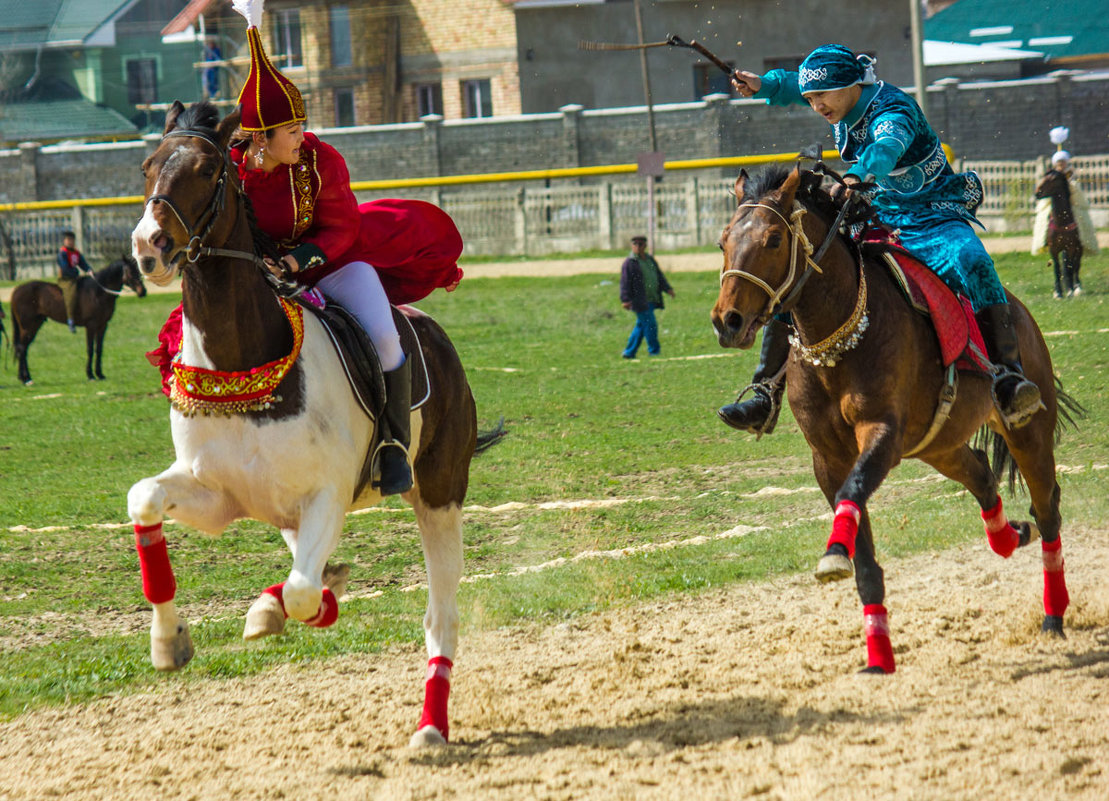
[
  {"x1": 711, "y1": 165, "x2": 1079, "y2": 674},
  {"x1": 128, "y1": 101, "x2": 476, "y2": 747},
  {"x1": 10, "y1": 256, "x2": 146, "y2": 385},
  {"x1": 1034, "y1": 169, "x2": 1083, "y2": 298}
]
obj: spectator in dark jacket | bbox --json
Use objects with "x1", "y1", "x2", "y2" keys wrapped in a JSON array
[{"x1": 619, "y1": 235, "x2": 674, "y2": 358}]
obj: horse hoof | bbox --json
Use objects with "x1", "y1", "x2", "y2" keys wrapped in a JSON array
[
  {"x1": 1041, "y1": 615, "x2": 1065, "y2": 638},
  {"x1": 22, "y1": 379, "x2": 33, "y2": 387},
  {"x1": 814, "y1": 553, "x2": 853, "y2": 583},
  {"x1": 151, "y1": 621, "x2": 194, "y2": 670},
  {"x1": 322, "y1": 562, "x2": 351, "y2": 599},
  {"x1": 409, "y1": 726, "x2": 448, "y2": 748},
  {"x1": 243, "y1": 593, "x2": 287, "y2": 640},
  {"x1": 859, "y1": 665, "x2": 892, "y2": 675}
]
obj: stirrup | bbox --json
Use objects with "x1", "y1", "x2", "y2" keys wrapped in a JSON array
[
  {"x1": 372, "y1": 441, "x2": 413, "y2": 495},
  {"x1": 721, "y1": 379, "x2": 783, "y2": 439},
  {"x1": 991, "y1": 370, "x2": 1044, "y2": 430}
]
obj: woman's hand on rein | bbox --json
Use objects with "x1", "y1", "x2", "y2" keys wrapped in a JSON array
[{"x1": 264, "y1": 255, "x2": 299, "y2": 279}]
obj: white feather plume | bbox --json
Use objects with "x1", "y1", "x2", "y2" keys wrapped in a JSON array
[
  {"x1": 231, "y1": 0, "x2": 264, "y2": 29},
  {"x1": 1049, "y1": 126, "x2": 1069, "y2": 146}
]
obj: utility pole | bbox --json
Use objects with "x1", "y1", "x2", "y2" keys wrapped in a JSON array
[
  {"x1": 910, "y1": 0, "x2": 929, "y2": 119},
  {"x1": 633, "y1": 0, "x2": 663, "y2": 253}
]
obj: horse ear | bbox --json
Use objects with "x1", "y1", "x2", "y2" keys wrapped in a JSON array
[
  {"x1": 163, "y1": 101, "x2": 186, "y2": 136},
  {"x1": 733, "y1": 170, "x2": 749, "y2": 205},
  {"x1": 217, "y1": 105, "x2": 243, "y2": 149},
  {"x1": 778, "y1": 167, "x2": 802, "y2": 207}
]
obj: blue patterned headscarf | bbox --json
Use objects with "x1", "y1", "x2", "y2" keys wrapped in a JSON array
[{"x1": 798, "y1": 44, "x2": 877, "y2": 95}]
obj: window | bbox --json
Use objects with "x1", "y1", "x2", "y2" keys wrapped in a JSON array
[
  {"x1": 415, "y1": 83, "x2": 442, "y2": 117},
  {"x1": 334, "y1": 88, "x2": 355, "y2": 127},
  {"x1": 693, "y1": 61, "x2": 736, "y2": 98},
  {"x1": 272, "y1": 9, "x2": 303, "y2": 69},
  {"x1": 329, "y1": 7, "x2": 352, "y2": 67},
  {"x1": 462, "y1": 78, "x2": 492, "y2": 118},
  {"x1": 126, "y1": 58, "x2": 158, "y2": 104}
]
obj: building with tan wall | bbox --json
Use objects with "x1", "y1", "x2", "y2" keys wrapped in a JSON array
[{"x1": 163, "y1": 0, "x2": 520, "y2": 126}]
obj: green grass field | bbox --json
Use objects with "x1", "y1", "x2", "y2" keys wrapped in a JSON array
[{"x1": 0, "y1": 248, "x2": 1106, "y2": 717}]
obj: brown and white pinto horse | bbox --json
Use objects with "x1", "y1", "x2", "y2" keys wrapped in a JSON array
[
  {"x1": 711, "y1": 166, "x2": 1080, "y2": 674},
  {"x1": 128, "y1": 102, "x2": 476, "y2": 747},
  {"x1": 1034, "y1": 169, "x2": 1083, "y2": 298}
]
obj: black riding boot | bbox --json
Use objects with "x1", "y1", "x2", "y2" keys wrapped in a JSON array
[
  {"x1": 717, "y1": 318, "x2": 791, "y2": 437},
  {"x1": 374, "y1": 358, "x2": 414, "y2": 496},
  {"x1": 976, "y1": 303, "x2": 1043, "y2": 429}
]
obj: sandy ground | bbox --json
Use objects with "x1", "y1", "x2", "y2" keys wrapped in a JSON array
[
  {"x1": 2, "y1": 527, "x2": 1108, "y2": 801},
  {"x1": 6, "y1": 234, "x2": 1107, "y2": 303}
]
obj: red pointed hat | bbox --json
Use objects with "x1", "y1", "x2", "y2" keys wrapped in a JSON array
[{"x1": 233, "y1": 0, "x2": 306, "y2": 132}]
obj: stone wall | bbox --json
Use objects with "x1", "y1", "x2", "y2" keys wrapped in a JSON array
[{"x1": 3, "y1": 71, "x2": 1107, "y2": 205}]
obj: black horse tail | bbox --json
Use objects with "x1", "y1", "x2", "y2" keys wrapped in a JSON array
[
  {"x1": 475, "y1": 416, "x2": 507, "y2": 455},
  {"x1": 977, "y1": 376, "x2": 1087, "y2": 494}
]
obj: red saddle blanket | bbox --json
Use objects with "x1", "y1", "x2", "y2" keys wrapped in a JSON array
[{"x1": 862, "y1": 234, "x2": 991, "y2": 374}]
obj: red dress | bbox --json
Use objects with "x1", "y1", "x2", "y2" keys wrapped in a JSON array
[{"x1": 231, "y1": 132, "x2": 464, "y2": 304}]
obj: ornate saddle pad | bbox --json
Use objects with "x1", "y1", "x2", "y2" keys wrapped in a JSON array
[
  {"x1": 298, "y1": 295, "x2": 430, "y2": 420},
  {"x1": 861, "y1": 238, "x2": 991, "y2": 375}
]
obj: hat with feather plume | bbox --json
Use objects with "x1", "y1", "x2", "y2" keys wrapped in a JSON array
[{"x1": 233, "y1": 0, "x2": 307, "y2": 132}]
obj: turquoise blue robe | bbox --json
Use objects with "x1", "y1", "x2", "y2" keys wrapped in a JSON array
[{"x1": 755, "y1": 73, "x2": 1007, "y2": 310}]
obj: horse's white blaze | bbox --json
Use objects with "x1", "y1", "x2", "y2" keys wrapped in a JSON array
[
  {"x1": 411, "y1": 501, "x2": 464, "y2": 660},
  {"x1": 131, "y1": 205, "x2": 177, "y2": 286}
]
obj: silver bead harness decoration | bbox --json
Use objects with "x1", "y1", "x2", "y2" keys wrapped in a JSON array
[{"x1": 788, "y1": 263, "x2": 869, "y2": 368}]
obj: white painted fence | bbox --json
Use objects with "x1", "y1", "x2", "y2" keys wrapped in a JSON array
[{"x1": 3, "y1": 156, "x2": 1106, "y2": 278}]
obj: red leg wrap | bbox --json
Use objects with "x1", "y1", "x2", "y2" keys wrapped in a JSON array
[
  {"x1": 417, "y1": 656, "x2": 453, "y2": 740},
  {"x1": 863, "y1": 603, "x2": 895, "y2": 673},
  {"x1": 305, "y1": 589, "x2": 339, "y2": 628},
  {"x1": 262, "y1": 583, "x2": 338, "y2": 627},
  {"x1": 134, "y1": 523, "x2": 176, "y2": 605},
  {"x1": 1042, "y1": 538, "x2": 1069, "y2": 617},
  {"x1": 981, "y1": 496, "x2": 1019, "y2": 558},
  {"x1": 827, "y1": 500, "x2": 861, "y2": 559}
]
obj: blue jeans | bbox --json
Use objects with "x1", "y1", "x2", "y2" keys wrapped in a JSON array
[{"x1": 624, "y1": 304, "x2": 660, "y2": 357}]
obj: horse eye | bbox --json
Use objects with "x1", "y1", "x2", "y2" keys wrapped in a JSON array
[{"x1": 765, "y1": 233, "x2": 783, "y2": 249}]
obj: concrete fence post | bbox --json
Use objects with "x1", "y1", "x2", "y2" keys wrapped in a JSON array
[
  {"x1": 17, "y1": 142, "x2": 41, "y2": 202},
  {"x1": 514, "y1": 187, "x2": 527, "y2": 256},
  {"x1": 599, "y1": 183, "x2": 613, "y2": 250}
]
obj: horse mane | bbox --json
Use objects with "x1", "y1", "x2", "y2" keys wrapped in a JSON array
[
  {"x1": 745, "y1": 165, "x2": 860, "y2": 257},
  {"x1": 174, "y1": 101, "x2": 221, "y2": 135}
]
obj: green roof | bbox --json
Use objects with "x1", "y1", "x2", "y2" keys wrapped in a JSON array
[
  {"x1": 0, "y1": 0, "x2": 136, "y2": 50},
  {"x1": 0, "y1": 99, "x2": 138, "y2": 145},
  {"x1": 926, "y1": 0, "x2": 1109, "y2": 63}
]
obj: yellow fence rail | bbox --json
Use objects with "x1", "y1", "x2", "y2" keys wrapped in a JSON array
[{"x1": 0, "y1": 149, "x2": 845, "y2": 212}]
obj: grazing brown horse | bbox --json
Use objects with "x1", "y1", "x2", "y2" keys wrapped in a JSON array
[
  {"x1": 127, "y1": 101, "x2": 477, "y2": 747},
  {"x1": 10, "y1": 256, "x2": 146, "y2": 385},
  {"x1": 711, "y1": 166, "x2": 1080, "y2": 674},
  {"x1": 1034, "y1": 169, "x2": 1083, "y2": 298}
]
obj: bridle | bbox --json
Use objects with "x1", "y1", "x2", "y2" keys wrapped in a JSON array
[
  {"x1": 144, "y1": 129, "x2": 265, "y2": 269},
  {"x1": 720, "y1": 193, "x2": 870, "y2": 367},
  {"x1": 719, "y1": 201, "x2": 825, "y2": 323}
]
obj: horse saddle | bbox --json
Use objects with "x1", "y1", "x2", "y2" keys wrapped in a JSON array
[
  {"x1": 297, "y1": 293, "x2": 431, "y2": 421},
  {"x1": 861, "y1": 236, "x2": 991, "y2": 375}
]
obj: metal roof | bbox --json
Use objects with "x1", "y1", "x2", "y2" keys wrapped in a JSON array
[
  {"x1": 0, "y1": 99, "x2": 139, "y2": 145},
  {"x1": 925, "y1": 0, "x2": 1109, "y2": 63},
  {"x1": 0, "y1": 0, "x2": 137, "y2": 50}
]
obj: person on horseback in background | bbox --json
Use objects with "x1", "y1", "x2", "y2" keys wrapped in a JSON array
[
  {"x1": 1031, "y1": 142, "x2": 1100, "y2": 298},
  {"x1": 226, "y1": 0, "x2": 463, "y2": 495},
  {"x1": 58, "y1": 230, "x2": 93, "y2": 332},
  {"x1": 718, "y1": 43, "x2": 1043, "y2": 434}
]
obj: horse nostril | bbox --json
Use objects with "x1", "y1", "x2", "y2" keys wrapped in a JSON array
[
  {"x1": 724, "y1": 310, "x2": 744, "y2": 333},
  {"x1": 139, "y1": 257, "x2": 158, "y2": 275}
]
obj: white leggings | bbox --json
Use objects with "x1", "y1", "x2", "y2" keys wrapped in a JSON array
[{"x1": 316, "y1": 261, "x2": 404, "y2": 371}]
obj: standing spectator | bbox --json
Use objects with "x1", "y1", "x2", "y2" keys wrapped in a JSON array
[
  {"x1": 203, "y1": 36, "x2": 222, "y2": 100},
  {"x1": 619, "y1": 235, "x2": 675, "y2": 358},
  {"x1": 57, "y1": 230, "x2": 92, "y2": 333}
]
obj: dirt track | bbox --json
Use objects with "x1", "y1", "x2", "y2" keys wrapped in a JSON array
[{"x1": 2, "y1": 527, "x2": 1108, "y2": 800}]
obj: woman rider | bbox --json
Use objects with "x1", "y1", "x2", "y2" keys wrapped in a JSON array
[
  {"x1": 717, "y1": 44, "x2": 1042, "y2": 435},
  {"x1": 227, "y1": 0, "x2": 463, "y2": 494}
]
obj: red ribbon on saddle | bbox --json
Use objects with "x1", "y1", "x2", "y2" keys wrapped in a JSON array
[{"x1": 862, "y1": 230, "x2": 991, "y2": 374}]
